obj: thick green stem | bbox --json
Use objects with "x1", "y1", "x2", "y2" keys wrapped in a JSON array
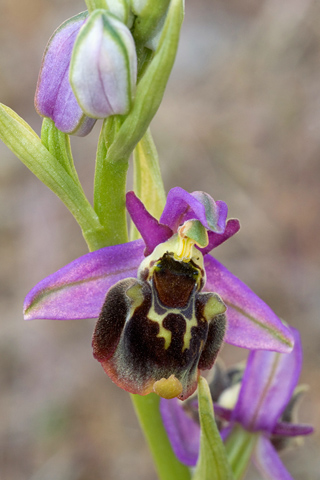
[
  {"x1": 93, "y1": 119, "x2": 129, "y2": 246},
  {"x1": 130, "y1": 393, "x2": 191, "y2": 480},
  {"x1": 94, "y1": 156, "x2": 129, "y2": 245}
]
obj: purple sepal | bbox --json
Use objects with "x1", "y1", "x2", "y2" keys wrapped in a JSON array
[
  {"x1": 200, "y1": 219, "x2": 240, "y2": 255},
  {"x1": 126, "y1": 191, "x2": 172, "y2": 255},
  {"x1": 160, "y1": 398, "x2": 200, "y2": 467},
  {"x1": 204, "y1": 255, "x2": 294, "y2": 353},
  {"x1": 35, "y1": 12, "x2": 96, "y2": 136},
  {"x1": 159, "y1": 187, "x2": 228, "y2": 234},
  {"x1": 233, "y1": 328, "x2": 301, "y2": 432},
  {"x1": 24, "y1": 240, "x2": 144, "y2": 320},
  {"x1": 272, "y1": 421, "x2": 314, "y2": 437},
  {"x1": 213, "y1": 404, "x2": 233, "y2": 422},
  {"x1": 253, "y1": 435, "x2": 294, "y2": 480}
]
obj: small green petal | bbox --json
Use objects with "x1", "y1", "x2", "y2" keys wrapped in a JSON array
[{"x1": 181, "y1": 220, "x2": 209, "y2": 249}]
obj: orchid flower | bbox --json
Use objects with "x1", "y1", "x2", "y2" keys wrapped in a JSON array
[
  {"x1": 24, "y1": 187, "x2": 294, "y2": 400},
  {"x1": 160, "y1": 327, "x2": 313, "y2": 479}
]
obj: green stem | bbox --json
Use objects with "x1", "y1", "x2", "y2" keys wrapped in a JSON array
[
  {"x1": 94, "y1": 156, "x2": 129, "y2": 246},
  {"x1": 224, "y1": 425, "x2": 258, "y2": 480},
  {"x1": 130, "y1": 393, "x2": 191, "y2": 480},
  {"x1": 94, "y1": 118, "x2": 129, "y2": 246}
]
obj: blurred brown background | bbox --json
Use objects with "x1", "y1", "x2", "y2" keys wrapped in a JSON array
[{"x1": 0, "y1": 0, "x2": 319, "y2": 479}]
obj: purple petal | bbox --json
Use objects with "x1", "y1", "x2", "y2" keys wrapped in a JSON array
[
  {"x1": 191, "y1": 192, "x2": 228, "y2": 233},
  {"x1": 160, "y1": 187, "x2": 227, "y2": 234},
  {"x1": 35, "y1": 12, "x2": 95, "y2": 136},
  {"x1": 160, "y1": 398, "x2": 200, "y2": 467},
  {"x1": 233, "y1": 328, "x2": 302, "y2": 432},
  {"x1": 204, "y1": 255, "x2": 294, "y2": 353},
  {"x1": 24, "y1": 240, "x2": 144, "y2": 320},
  {"x1": 200, "y1": 219, "x2": 240, "y2": 255},
  {"x1": 272, "y1": 421, "x2": 314, "y2": 437},
  {"x1": 126, "y1": 191, "x2": 172, "y2": 255},
  {"x1": 253, "y1": 435, "x2": 294, "y2": 480}
]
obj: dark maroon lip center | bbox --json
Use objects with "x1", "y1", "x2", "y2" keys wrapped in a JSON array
[{"x1": 152, "y1": 254, "x2": 200, "y2": 308}]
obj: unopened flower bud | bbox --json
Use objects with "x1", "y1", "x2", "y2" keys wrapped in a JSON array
[
  {"x1": 70, "y1": 10, "x2": 137, "y2": 119},
  {"x1": 35, "y1": 12, "x2": 96, "y2": 136}
]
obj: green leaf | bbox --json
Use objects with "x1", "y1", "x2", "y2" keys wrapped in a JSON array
[
  {"x1": 193, "y1": 377, "x2": 234, "y2": 480},
  {"x1": 107, "y1": 0, "x2": 184, "y2": 163},
  {"x1": 41, "y1": 118, "x2": 82, "y2": 189},
  {"x1": 0, "y1": 103, "x2": 107, "y2": 251}
]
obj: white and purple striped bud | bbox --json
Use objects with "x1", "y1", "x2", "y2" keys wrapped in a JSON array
[
  {"x1": 70, "y1": 10, "x2": 137, "y2": 119},
  {"x1": 35, "y1": 12, "x2": 96, "y2": 137}
]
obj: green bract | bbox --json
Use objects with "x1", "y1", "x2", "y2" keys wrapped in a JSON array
[{"x1": 193, "y1": 377, "x2": 234, "y2": 480}]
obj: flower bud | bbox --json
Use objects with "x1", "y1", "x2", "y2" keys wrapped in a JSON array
[
  {"x1": 35, "y1": 12, "x2": 96, "y2": 136},
  {"x1": 70, "y1": 10, "x2": 137, "y2": 119}
]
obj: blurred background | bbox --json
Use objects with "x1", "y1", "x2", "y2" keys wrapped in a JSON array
[{"x1": 0, "y1": 0, "x2": 319, "y2": 478}]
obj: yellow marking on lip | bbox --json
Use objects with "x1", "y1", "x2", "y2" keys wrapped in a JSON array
[
  {"x1": 174, "y1": 235, "x2": 195, "y2": 262},
  {"x1": 147, "y1": 301, "x2": 201, "y2": 352},
  {"x1": 182, "y1": 314, "x2": 198, "y2": 352},
  {"x1": 153, "y1": 374, "x2": 183, "y2": 399}
]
